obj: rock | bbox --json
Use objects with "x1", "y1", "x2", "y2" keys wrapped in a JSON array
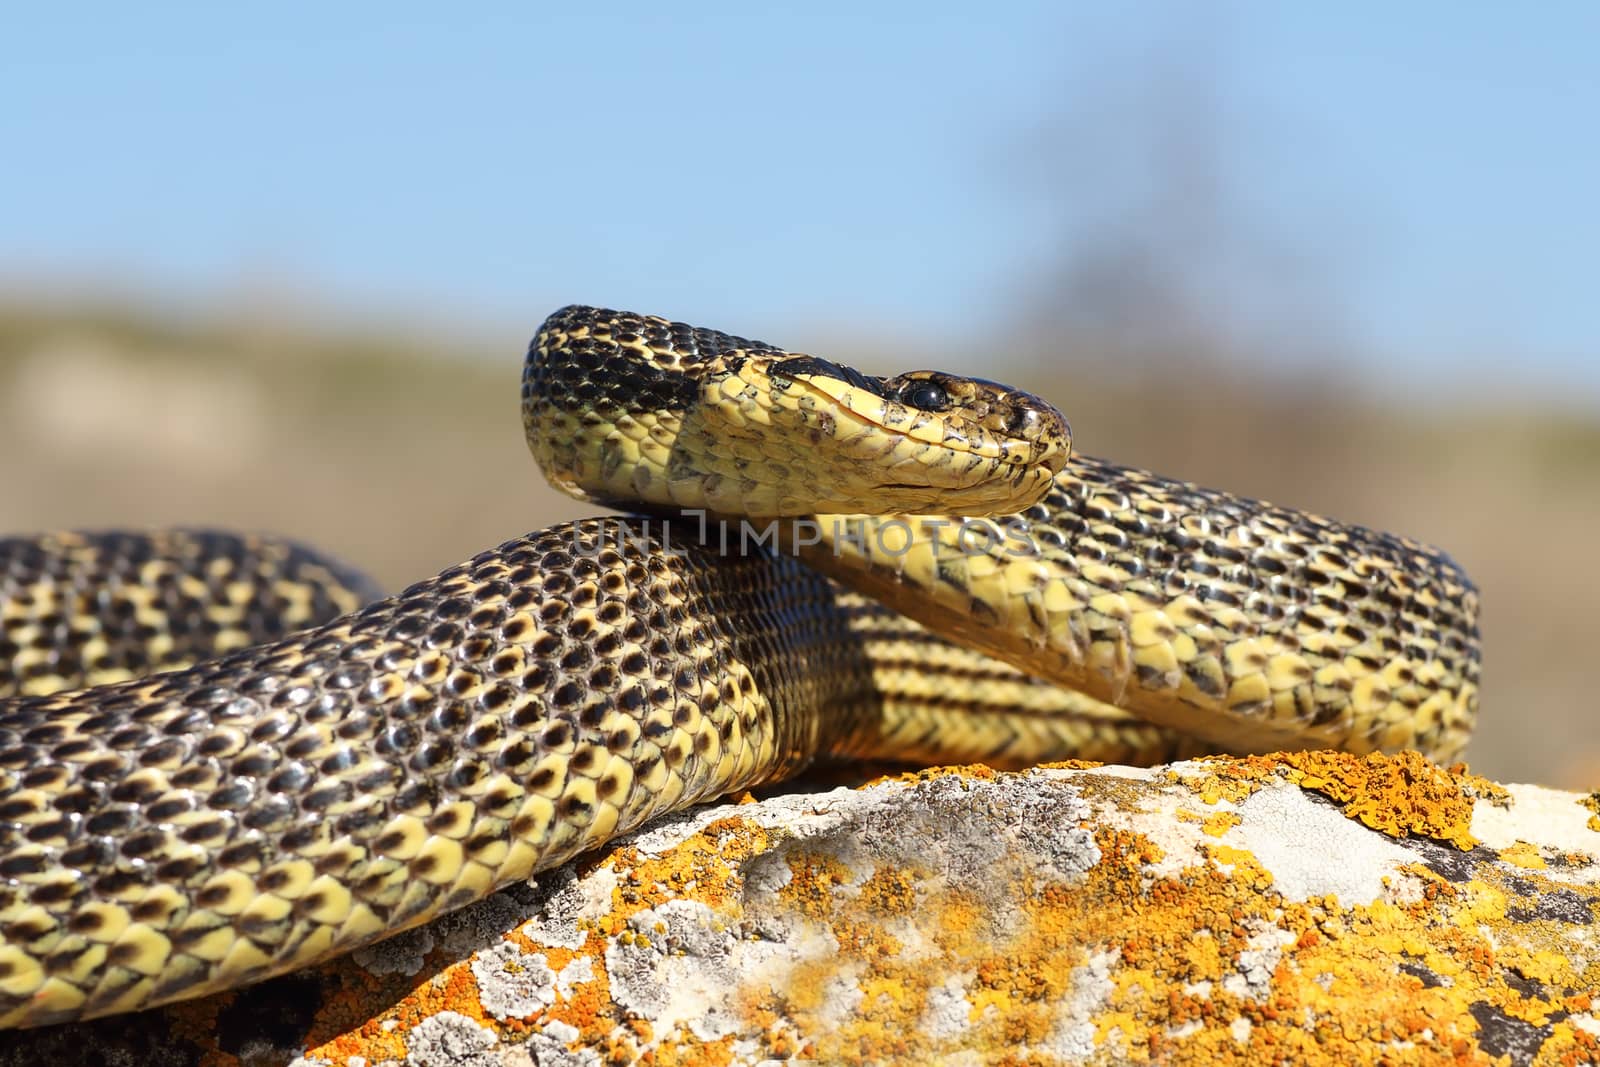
[{"x1": 2, "y1": 752, "x2": 1598, "y2": 1066}]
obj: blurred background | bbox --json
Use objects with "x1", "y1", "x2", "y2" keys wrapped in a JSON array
[{"x1": 2, "y1": 4, "x2": 1596, "y2": 786}]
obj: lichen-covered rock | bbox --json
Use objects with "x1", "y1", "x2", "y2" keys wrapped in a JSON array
[{"x1": 3, "y1": 753, "x2": 1598, "y2": 1066}]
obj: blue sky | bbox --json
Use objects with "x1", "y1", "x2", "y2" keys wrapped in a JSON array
[{"x1": 3, "y1": 3, "x2": 1596, "y2": 397}]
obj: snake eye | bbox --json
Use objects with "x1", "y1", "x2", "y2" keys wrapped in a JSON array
[{"x1": 898, "y1": 380, "x2": 951, "y2": 412}]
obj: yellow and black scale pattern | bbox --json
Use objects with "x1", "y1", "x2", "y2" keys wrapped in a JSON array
[
  {"x1": 0, "y1": 531, "x2": 380, "y2": 699},
  {"x1": 0, "y1": 522, "x2": 893, "y2": 1026},
  {"x1": 0, "y1": 305, "x2": 1479, "y2": 1028},
  {"x1": 806, "y1": 453, "x2": 1479, "y2": 759}
]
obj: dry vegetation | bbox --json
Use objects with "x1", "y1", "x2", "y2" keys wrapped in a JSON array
[{"x1": 1, "y1": 303, "x2": 1595, "y2": 788}]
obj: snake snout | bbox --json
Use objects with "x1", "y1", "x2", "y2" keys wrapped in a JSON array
[{"x1": 882, "y1": 371, "x2": 1071, "y2": 453}]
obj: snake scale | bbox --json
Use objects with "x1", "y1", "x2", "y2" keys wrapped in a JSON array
[{"x1": 0, "y1": 306, "x2": 1479, "y2": 1028}]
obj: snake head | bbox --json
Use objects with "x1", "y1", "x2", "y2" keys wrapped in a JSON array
[
  {"x1": 689, "y1": 356, "x2": 1071, "y2": 517},
  {"x1": 523, "y1": 306, "x2": 1070, "y2": 518}
]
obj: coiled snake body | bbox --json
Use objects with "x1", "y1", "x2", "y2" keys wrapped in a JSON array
[{"x1": 0, "y1": 307, "x2": 1478, "y2": 1027}]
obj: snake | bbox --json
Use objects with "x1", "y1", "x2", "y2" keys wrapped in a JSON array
[{"x1": 0, "y1": 306, "x2": 1479, "y2": 1029}]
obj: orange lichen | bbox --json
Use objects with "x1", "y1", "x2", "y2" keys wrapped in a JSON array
[
  {"x1": 80, "y1": 758, "x2": 1600, "y2": 1066},
  {"x1": 1185, "y1": 750, "x2": 1480, "y2": 849},
  {"x1": 318, "y1": 758, "x2": 1593, "y2": 1067},
  {"x1": 858, "y1": 867, "x2": 919, "y2": 916},
  {"x1": 702, "y1": 766, "x2": 1598, "y2": 1064},
  {"x1": 1274, "y1": 750, "x2": 1479, "y2": 849},
  {"x1": 1500, "y1": 841, "x2": 1548, "y2": 869},
  {"x1": 873, "y1": 762, "x2": 1002, "y2": 790},
  {"x1": 778, "y1": 849, "x2": 855, "y2": 921}
]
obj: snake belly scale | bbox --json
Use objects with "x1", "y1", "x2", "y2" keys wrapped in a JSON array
[{"x1": 0, "y1": 306, "x2": 1479, "y2": 1027}]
